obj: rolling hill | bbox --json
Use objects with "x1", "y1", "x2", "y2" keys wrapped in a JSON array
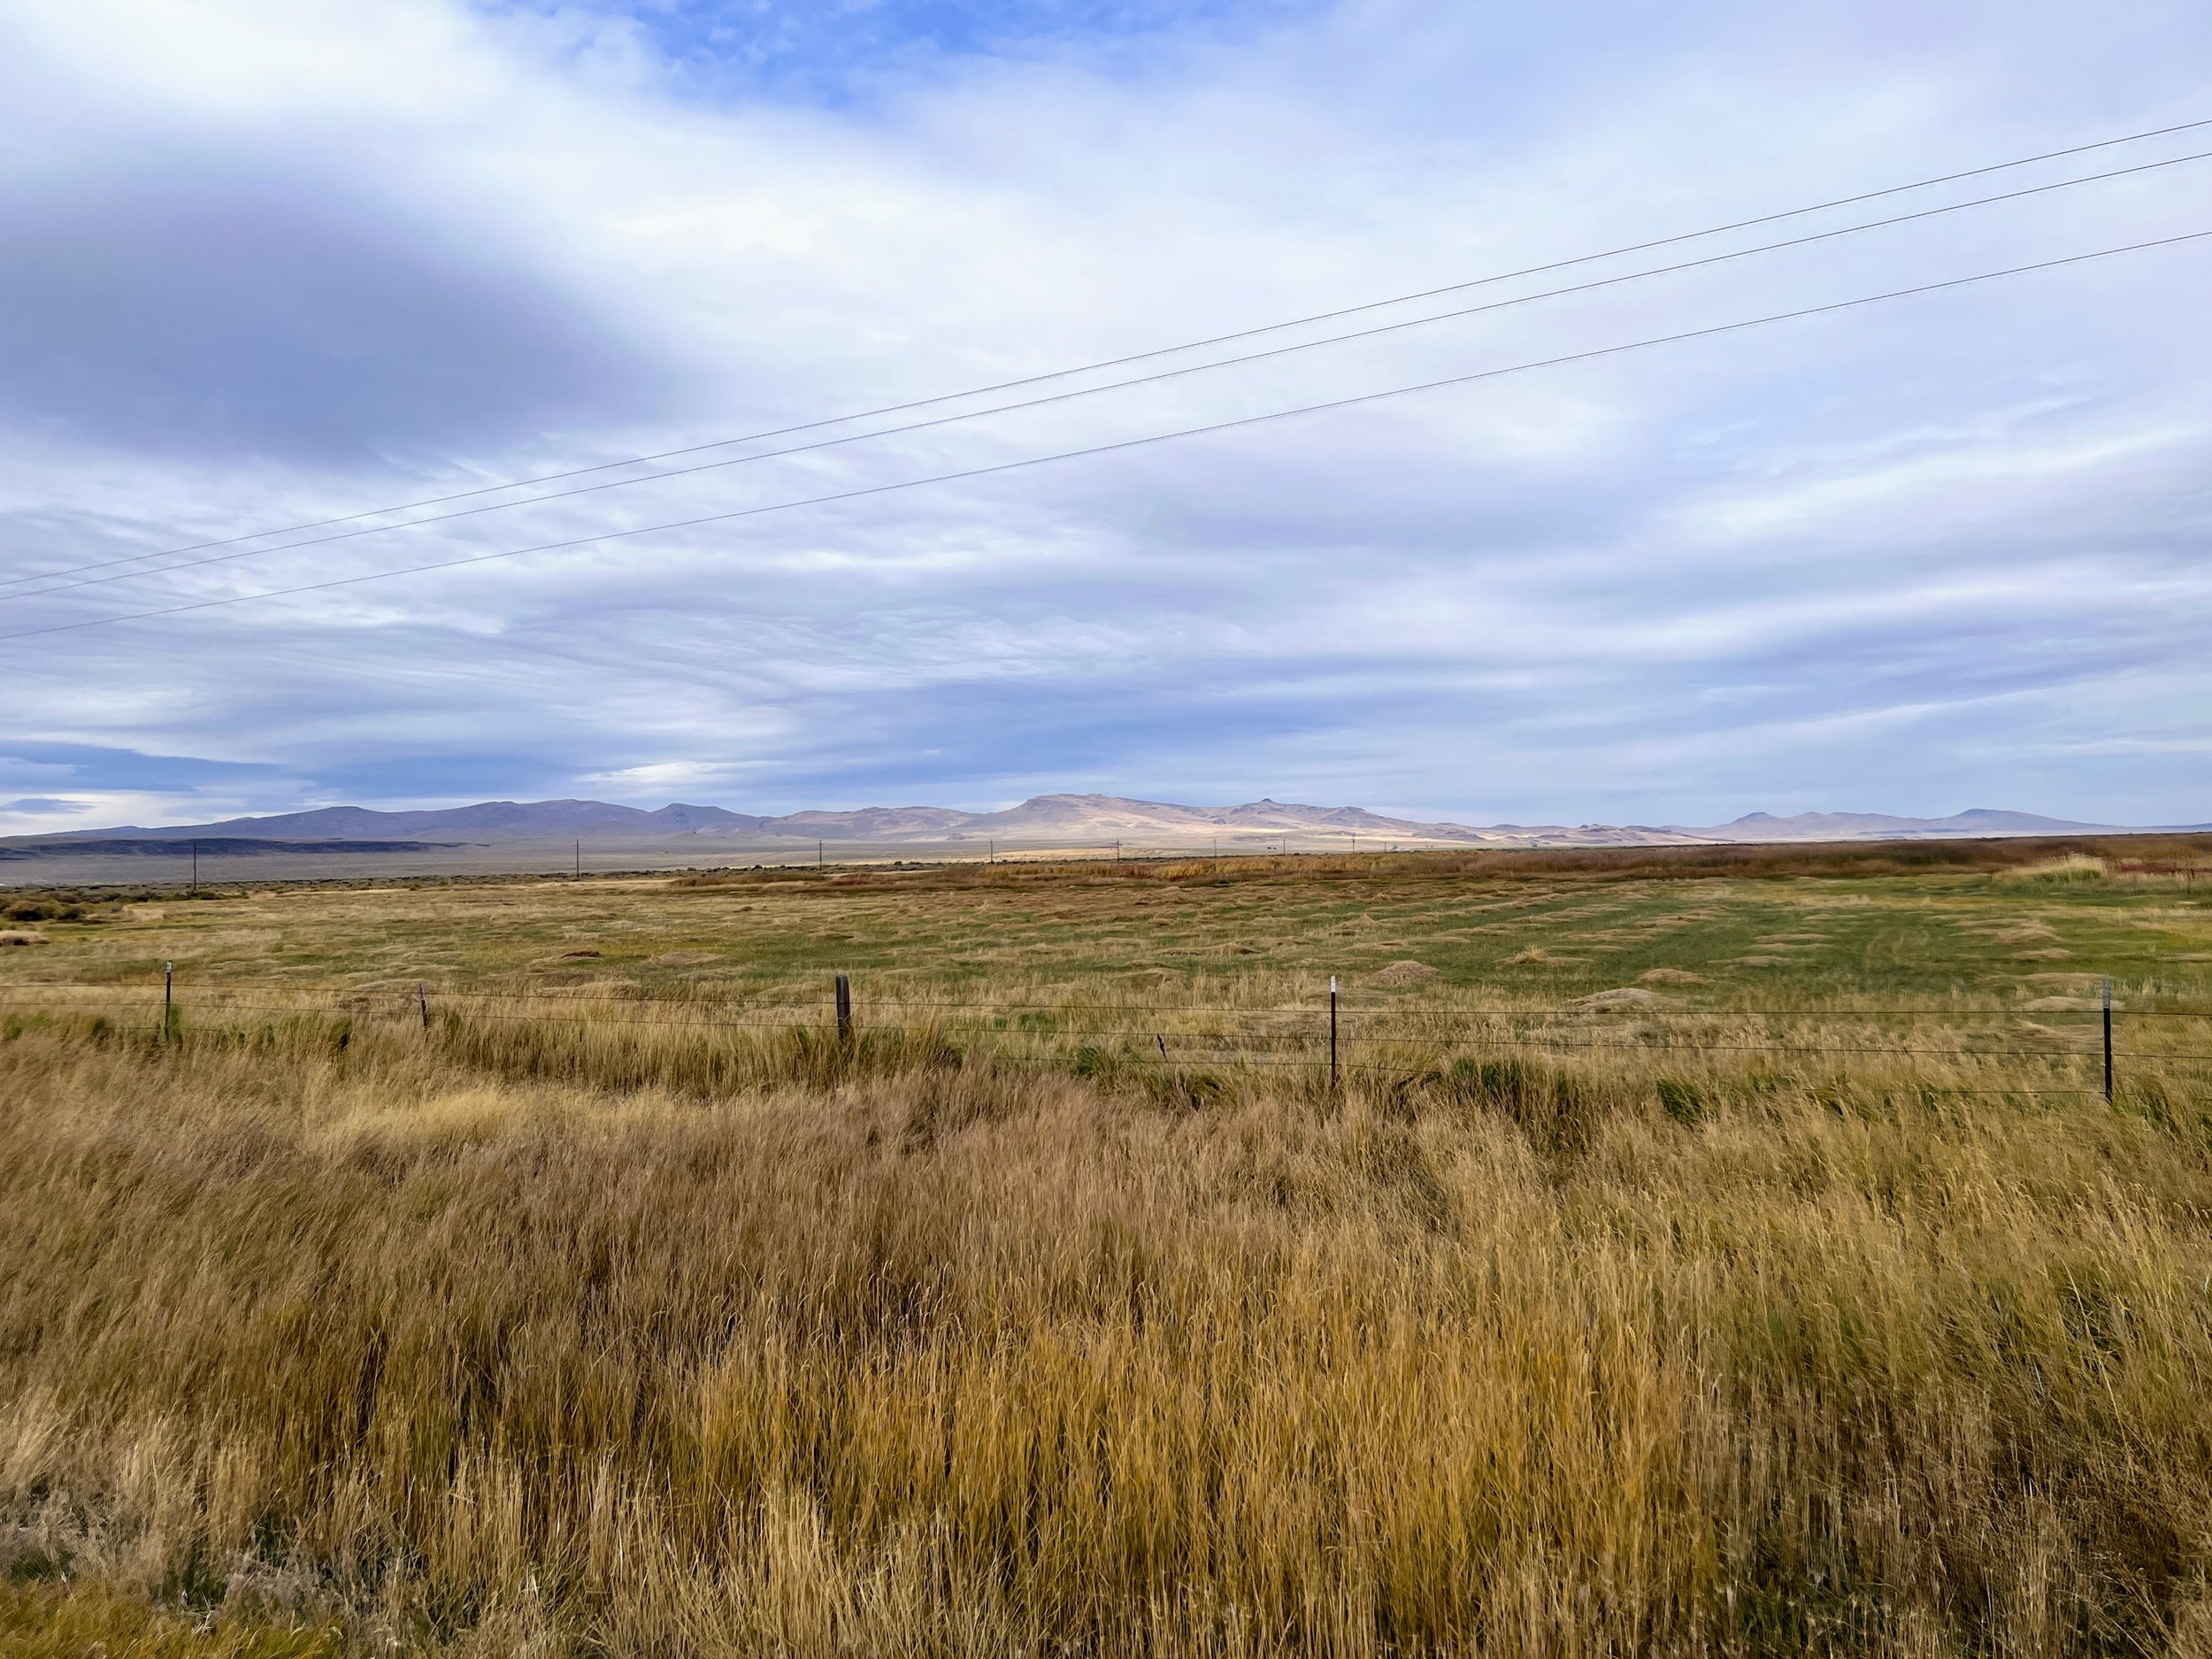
[{"x1": 16, "y1": 794, "x2": 2148, "y2": 850}]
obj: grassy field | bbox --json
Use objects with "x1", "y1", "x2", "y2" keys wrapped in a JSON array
[{"x1": 3, "y1": 837, "x2": 2211, "y2": 1655}]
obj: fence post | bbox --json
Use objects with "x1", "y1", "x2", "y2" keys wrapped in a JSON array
[
  {"x1": 419, "y1": 981, "x2": 431, "y2": 1032},
  {"x1": 835, "y1": 973, "x2": 852, "y2": 1042},
  {"x1": 2102, "y1": 978, "x2": 2114, "y2": 1102},
  {"x1": 1329, "y1": 975, "x2": 1339, "y2": 1091},
  {"x1": 163, "y1": 960, "x2": 173, "y2": 1044}
]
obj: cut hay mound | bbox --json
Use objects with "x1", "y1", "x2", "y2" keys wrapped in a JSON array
[
  {"x1": 0, "y1": 931, "x2": 50, "y2": 947},
  {"x1": 1638, "y1": 967, "x2": 1702, "y2": 985},
  {"x1": 1369, "y1": 960, "x2": 1440, "y2": 987},
  {"x1": 1567, "y1": 987, "x2": 1678, "y2": 1012}
]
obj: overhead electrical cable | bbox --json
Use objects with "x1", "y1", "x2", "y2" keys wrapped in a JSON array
[
  {"x1": 4, "y1": 111, "x2": 2210, "y2": 592},
  {"x1": 12, "y1": 144, "x2": 2212, "y2": 604},
  {"x1": 6, "y1": 225, "x2": 2205, "y2": 646}
]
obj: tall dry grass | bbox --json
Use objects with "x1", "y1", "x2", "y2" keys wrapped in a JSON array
[{"x1": 4, "y1": 1004, "x2": 2211, "y2": 1656}]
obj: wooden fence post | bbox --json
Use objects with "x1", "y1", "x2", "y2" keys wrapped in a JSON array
[{"x1": 835, "y1": 974, "x2": 852, "y2": 1042}]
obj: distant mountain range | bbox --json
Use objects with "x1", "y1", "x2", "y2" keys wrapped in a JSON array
[{"x1": 11, "y1": 794, "x2": 2189, "y2": 852}]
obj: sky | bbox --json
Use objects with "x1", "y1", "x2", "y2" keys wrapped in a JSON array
[{"x1": 2, "y1": 0, "x2": 2209, "y2": 833}]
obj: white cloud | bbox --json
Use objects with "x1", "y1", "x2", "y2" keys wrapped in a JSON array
[{"x1": 3, "y1": 0, "x2": 2210, "y2": 830}]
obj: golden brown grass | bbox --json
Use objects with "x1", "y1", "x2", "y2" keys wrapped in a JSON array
[
  {"x1": 4, "y1": 1009, "x2": 2211, "y2": 1656},
  {"x1": 4, "y1": 846, "x2": 2212, "y2": 1655}
]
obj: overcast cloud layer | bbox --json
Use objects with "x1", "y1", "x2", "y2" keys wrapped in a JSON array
[{"x1": 2, "y1": 0, "x2": 2208, "y2": 833}]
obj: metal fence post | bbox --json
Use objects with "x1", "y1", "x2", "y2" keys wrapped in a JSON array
[
  {"x1": 2103, "y1": 978, "x2": 2115, "y2": 1102},
  {"x1": 163, "y1": 960, "x2": 173, "y2": 1044},
  {"x1": 1329, "y1": 975, "x2": 1339, "y2": 1091},
  {"x1": 835, "y1": 973, "x2": 853, "y2": 1042}
]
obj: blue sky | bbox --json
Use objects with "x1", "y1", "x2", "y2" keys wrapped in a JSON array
[
  {"x1": 591, "y1": 0, "x2": 1316, "y2": 89},
  {"x1": 1, "y1": 0, "x2": 2208, "y2": 832}
]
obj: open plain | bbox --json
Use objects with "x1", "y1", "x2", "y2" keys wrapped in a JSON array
[{"x1": 4, "y1": 836, "x2": 2212, "y2": 1655}]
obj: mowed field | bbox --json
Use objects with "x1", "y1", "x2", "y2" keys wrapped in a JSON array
[{"x1": 4, "y1": 838, "x2": 2212, "y2": 1655}]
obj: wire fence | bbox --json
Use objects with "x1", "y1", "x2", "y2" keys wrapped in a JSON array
[{"x1": 5, "y1": 966, "x2": 2209, "y2": 1102}]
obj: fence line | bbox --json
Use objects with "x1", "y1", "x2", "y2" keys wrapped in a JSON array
[
  {"x1": 17, "y1": 989, "x2": 2193, "y2": 1062},
  {"x1": 7, "y1": 967, "x2": 2209, "y2": 1104}
]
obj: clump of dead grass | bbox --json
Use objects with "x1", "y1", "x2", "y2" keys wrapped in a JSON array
[{"x1": 1368, "y1": 959, "x2": 1439, "y2": 987}]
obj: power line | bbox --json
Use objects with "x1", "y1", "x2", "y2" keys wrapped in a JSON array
[
  {"x1": 6, "y1": 226, "x2": 2207, "y2": 645},
  {"x1": 19, "y1": 145, "x2": 2210, "y2": 605},
  {"x1": 7, "y1": 113, "x2": 2210, "y2": 594}
]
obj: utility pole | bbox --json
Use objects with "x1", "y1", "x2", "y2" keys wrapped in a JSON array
[
  {"x1": 573, "y1": 840, "x2": 580, "y2": 879},
  {"x1": 818, "y1": 839, "x2": 824, "y2": 868},
  {"x1": 189, "y1": 840, "x2": 198, "y2": 894}
]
